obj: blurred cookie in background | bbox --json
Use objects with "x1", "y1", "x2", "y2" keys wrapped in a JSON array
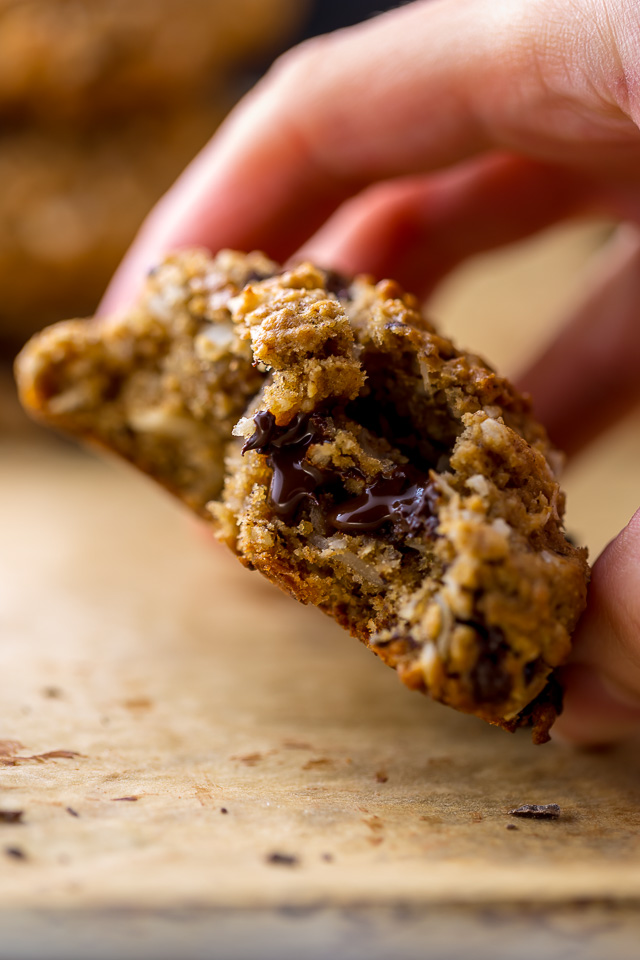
[
  {"x1": 0, "y1": 0, "x2": 309, "y2": 357},
  {"x1": 0, "y1": 0, "x2": 305, "y2": 121},
  {"x1": 0, "y1": 109, "x2": 222, "y2": 349}
]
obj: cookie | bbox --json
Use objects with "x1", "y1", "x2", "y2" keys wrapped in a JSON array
[
  {"x1": 0, "y1": 0, "x2": 304, "y2": 120},
  {"x1": 0, "y1": 109, "x2": 219, "y2": 348},
  {"x1": 16, "y1": 251, "x2": 589, "y2": 742}
]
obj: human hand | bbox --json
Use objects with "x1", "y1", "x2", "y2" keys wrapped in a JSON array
[{"x1": 102, "y1": 0, "x2": 640, "y2": 743}]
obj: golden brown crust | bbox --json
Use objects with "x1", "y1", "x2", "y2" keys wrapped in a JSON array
[{"x1": 16, "y1": 250, "x2": 590, "y2": 740}]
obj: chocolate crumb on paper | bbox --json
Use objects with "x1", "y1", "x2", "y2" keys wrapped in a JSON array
[
  {"x1": 5, "y1": 846, "x2": 26, "y2": 860},
  {"x1": 266, "y1": 852, "x2": 299, "y2": 867},
  {"x1": 0, "y1": 810, "x2": 23, "y2": 824},
  {"x1": 509, "y1": 803, "x2": 561, "y2": 819},
  {"x1": 66, "y1": 807, "x2": 80, "y2": 818}
]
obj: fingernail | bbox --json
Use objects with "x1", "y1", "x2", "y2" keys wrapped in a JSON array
[{"x1": 552, "y1": 664, "x2": 640, "y2": 746}]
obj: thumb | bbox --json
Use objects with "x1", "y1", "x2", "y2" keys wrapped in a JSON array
[{"x1": 554, "y1": 508, "x2": 640, "y2": 744}]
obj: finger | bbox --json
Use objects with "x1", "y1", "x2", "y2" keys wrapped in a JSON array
[
  {"x1": 296, "y1": 154, "x2": 596, "y2": 296},
  {"x1": 517, "y1": 224, "x2": 640, "y2": 458},
  {"x1": 553, "y1": 507, "x2": 640, "y2": 745},
  {"x1": 101, "y1": 0, "x2": 640, "y2": 313}
]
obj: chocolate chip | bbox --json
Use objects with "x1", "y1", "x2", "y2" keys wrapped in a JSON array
[
  {"x1": 266, "y1": 852, "x2": 299, "y2": 867},
  {"x1": 462, "y1": 621, "x2": 512, "y2": 704},
  {"x1": 509, "y1": 804, "x2": 561, "y2": 819},
  {"x1": 220, "y1": 808, "x2": 228, "y2": 814},
  {"x1": 323, "y1": 268, "x2": 351, "y2": 300}
]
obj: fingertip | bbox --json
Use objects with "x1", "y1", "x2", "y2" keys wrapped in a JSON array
[{"x1": 551, "y1": 664, "x2": 640, "y2": 746}]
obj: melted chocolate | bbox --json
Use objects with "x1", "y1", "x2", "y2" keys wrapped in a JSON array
[
  {"x1": 242, "y1": 410, "x2": 278, "y2": 453},
  {"x1": 243, "y1": 412, "x2": 324, "y2": 522},
  {"x1": 243, "y1": 410, "x2": 439, "y2": 535},
  {"x1": 329, "y1": 470, "x2": 438, "y2": 535}
]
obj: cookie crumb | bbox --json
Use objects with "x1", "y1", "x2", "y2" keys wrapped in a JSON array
[
  {"x1": 66, "y1": 807, "x2": 80, "y2": 818},
  {"x1": 509, "y1": 803, "x2": 561, "y2": 819},
  {"x1": 375, "y1": 770, "x2": 389, "y2": 783},
  {"x1": 220, "y1": 807, "x2": 228, "y2": 814},
  {"x1": 506, "y1": 824, "x2": 519, "y2": 831},
  {"x1": 302, "y1": 757, "x2": 331, "y2": 770},
  {"x1": 232, "y1": 752, "x2": 263, "y2": 766},
  {"x1": 123, "y1": 697, "x2": 153, "y2": 710}
]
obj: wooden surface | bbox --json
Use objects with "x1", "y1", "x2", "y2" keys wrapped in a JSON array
[{"x1": 2, "y1": 222, "x2": 640, "y2": 959}]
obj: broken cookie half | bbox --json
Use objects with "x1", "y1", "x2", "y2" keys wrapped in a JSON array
[{"x1": 16, "y1": 249, "x2": 589, "y2": 743}]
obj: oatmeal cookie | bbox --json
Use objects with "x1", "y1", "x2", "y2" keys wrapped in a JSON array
[
  {"x1": 16, "y1": 251, "x2": 589, "y2": 742},
  {"x1": 0, "y1": 0, "x2": 304, "y2": 120},
  {"x1": 0, "y1": 109, "x2": 218, "y2": 348}
]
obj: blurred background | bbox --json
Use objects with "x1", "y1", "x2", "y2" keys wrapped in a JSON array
[{"x1": 0, "y1": 0, "x2": 637, "y2": 558}]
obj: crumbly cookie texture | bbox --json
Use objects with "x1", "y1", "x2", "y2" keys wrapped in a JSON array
[{"x1": 16, "y1": 250, "x2": 589, "y2": 742}]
